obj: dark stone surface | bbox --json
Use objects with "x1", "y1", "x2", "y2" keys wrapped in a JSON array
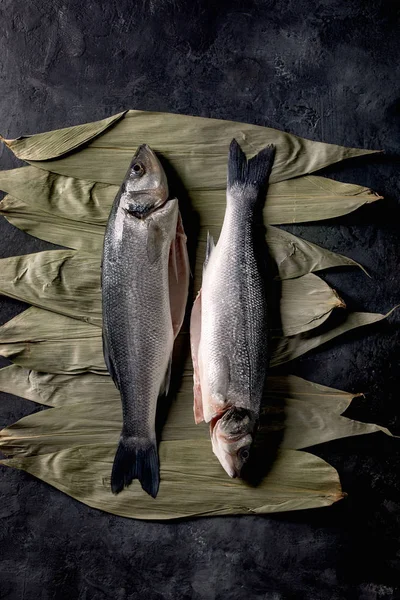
[{"x1": 0, "y1": 1, "x2": 399, "y2": 598}]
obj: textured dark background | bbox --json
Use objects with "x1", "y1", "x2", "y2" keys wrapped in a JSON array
[{"x1": 0, "y1": 1, "x2": 400, "y2": 599}]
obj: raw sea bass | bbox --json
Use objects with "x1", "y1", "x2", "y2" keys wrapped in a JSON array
[
  {"x1": 190, "y1": 139, "x2": 276, "y2": 478},
  {"x1": 102, "y1": 144, "x2": 189, "y2": 498}
]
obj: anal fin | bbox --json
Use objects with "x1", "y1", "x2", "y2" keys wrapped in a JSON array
[
  {"x1": 159, "y1": 353, "x2": 172, "y2": 397},
  {"x1": 102, "y1": 332, "x2": 119, "y2": 390}
]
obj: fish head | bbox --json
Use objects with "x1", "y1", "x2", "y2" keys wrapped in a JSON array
[
  {"x1": 210, "y1": 407, "x2": 256, "y2": 478},
  {"x1": 119, "y1": 144, "x2": 169, "y2": 218}
]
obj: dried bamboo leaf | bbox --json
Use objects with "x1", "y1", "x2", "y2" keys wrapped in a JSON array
[
  {"x1": 3, "y1": 110, "x2": 378, "y2": 187},
  {"x1": 0, "y1": 399, "x2": 121, "y2": 457},
  {"x1": 263, "y1": 176, "x2": 382, "y2": 224},
  {"x1": 0, "y1": 167, "x2": 116, "y2": 225},
  {"x1": 193, "y1": 182, "x2": 382, "y2": 227},
  {"x1": 1, "y1": 112, "x2": 126, "y2": 161},
  {"x1": 0, "y1": 365, "x2": 114, "y2": 407},
  {"x1": 0, "y1": 306, "x2": 100, "y2": 342},
  {"x1": 0, "y1": 250, "x2": 102, "y2": 326},
  {"x1": 0, "y1": 111, "x2": 391, "y2": 519},
  {"x1": 0, "y1": 307, "x2": 104, "y2": 374},
  {"x1": 194, "y1": 225, "x2": 365, "y2": 289},
  {"x1": 279, "y1": 274, "x2": 345, "y2": 336},
  {"x1": 1, "y1": 368, "x2": 394, "y2": 456},
  {"x1": 264, "y1": 375, "x2": 396, "y2": 448},
  {"x1": 1, "y1": 189, "x2": 366, "y2": 280},
  {"x1": 0, "y1": 166, "x2": 382, "y2": 233},
  {"x1": 1, "y1": 198, "x2": 105, "y2": 253},
  {"x1": 2, "y1": 365, "x2": 394, "y2": 518},
  {"x1": 271, "y1": 309, "x2": 396, "y2": 366},
  {"x1": 0, "y1": 245, "x2": 348, "y2": 340},
  {"x1": 0, "y1": 444, "x2": 344, "y2": 518},
  {"x1": 266, "y1": 226, "x2": 367, "y2": 279},
  {"x1": 1, "y1": 306, "x2": 388, "y2": 377},
  {"x1": 0, "y1": 340, "x2": 104, "y2": 375}
]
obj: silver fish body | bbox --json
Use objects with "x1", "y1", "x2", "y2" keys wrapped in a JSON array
[
  {"x1": 102, "y1": 145, "x2": 189, "y2": 498},
  {"x1": 191, "y1": 140, "x2": 276, "y2": 478}
]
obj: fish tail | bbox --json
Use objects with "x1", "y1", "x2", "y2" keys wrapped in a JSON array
[
  {"x1": 111, "y1": 436, "x2": 160, "y2": 498},
  {"x1": 227, "y1": 139, "x2": 276, "y2": 201}
]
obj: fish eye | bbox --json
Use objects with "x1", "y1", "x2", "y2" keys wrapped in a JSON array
[
  {"x1": 239, "y1": 447, "x2": 250, "y2": 462},
  {"x1": 131, "y1": 162, "x2": 145, "y2": 177}
]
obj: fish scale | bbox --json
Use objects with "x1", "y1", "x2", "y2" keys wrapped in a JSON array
[
  {"x1": 201, "y1": 191, "x2": 268, "y2": 415},
  {"x1": 103, "y1": 214, "x2": 175, "y2": 438},
  {"x1": 102, "y1": 144, "x2": 189, "y2": 498},
  {"x1": 191, "y1": 139, "x2": 276, "y2": 478}
]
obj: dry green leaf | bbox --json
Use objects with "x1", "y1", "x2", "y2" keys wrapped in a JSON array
[
  {"x1": 1, "y1": 305, "x2": 389, "y2": 376},
  {"x1": 0, "y1": 306, "x2": 100, "y2": 342},
  {"x1": 193, "y1": 182, "x2": 382, "y2": 228},
  {"x1": 0, "y1": 111, "x2": 389, "y2": 519},
  {"x1": 5, "y1": 110, "x2": 379, "y2": 187},
  {"x1": 1, "y1": 191, "x2": 366, "y2": 280},
  {"x1": 1, "y1": 197, "x2": 105, "y2": 254},
  {"x1": 271, "y1": 309, "x2": 396, "y2": 366},
  {"x1": 0, "y1": 398, "x2": 121, "y2": 457},
  {"x1": 0, "y1": 250, "x2": 102, "y2": 326},
  {"x1": 0, "y1": 167, "x2": 116, "y2": 225},
  {"x1": 1, "y1": 367, "x2": 393, "y2": 458},
  {"x1": 0, "y1": 444, "x2": 343, "y2": 518},
  {"x1": 0, "y1": 165, "x2": 382, "y2": 228},
  {"x1": 0, "y1": 307, "x2": 104, "y2": 374},
  {"x1": 195, "y1": 221, "x2": 365, "y2": 287},
  {"x1": 264, "y1": 375, "x2": 395, "y2": 448},
  {"x1": 1, "y1": 111, "x2": 126, "y2": 161},
  {"x1": 264, "y1": 176, "x2": 382, "y2": 223},
  {"x1": 279, "y1": 274, "x2": 345, "y2": 336},
  {"x1": 0, "y1": 364, "x2": 114, "y2": 407},
  {"x1": 266, "y1": 226, "x2": 367, "y2": 279},
  {"x1": 0, "y1": 247, "x2": 348, "y2": 341}
]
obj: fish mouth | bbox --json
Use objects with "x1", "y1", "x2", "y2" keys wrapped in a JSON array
[{"x1": 133, "y1": 143, "x2": 157, "y2": 162}]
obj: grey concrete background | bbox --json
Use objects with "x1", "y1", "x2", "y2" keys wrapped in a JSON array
[{"x1": 0, "y1": 1, "x2": 399, "y2": 598}]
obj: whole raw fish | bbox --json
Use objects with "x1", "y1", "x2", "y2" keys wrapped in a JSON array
[
  {"x1": 102, "y1": 144, "x2": 189, "y2": 498},
  {"x1": 190, "y1": 139, "x2": 275, "y2": 478}
]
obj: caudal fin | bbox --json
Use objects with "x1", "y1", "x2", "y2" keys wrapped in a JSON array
[
  {"x1": 228, "y1": 139, "x2": 276, "y2": 199},
  {"x1": 111, "y1": 437, "x2": 160, "y2": 498}
]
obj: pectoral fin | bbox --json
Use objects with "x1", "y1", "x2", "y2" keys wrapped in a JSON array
[
  {"x1": 168, "y1": 210, "x2": 190, "y2": 338},
  {"x1": 147, "y1": 219, "x2": 163, "y2": 264},
  {"x1": 190, "y1": 289, "x2": 204, "y2": 424}
]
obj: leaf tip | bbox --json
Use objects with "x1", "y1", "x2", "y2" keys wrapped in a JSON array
[
  {"x1": 333, "y1": 289, "x2": 346, "y2": 309},
  {"x1": 361, "y1": 265, "x2": 372, "y2": 278}
]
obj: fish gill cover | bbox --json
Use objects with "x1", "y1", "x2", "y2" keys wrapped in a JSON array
[{"x1": 0, "y1": 110, "x2": 396, "y2": 519}]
